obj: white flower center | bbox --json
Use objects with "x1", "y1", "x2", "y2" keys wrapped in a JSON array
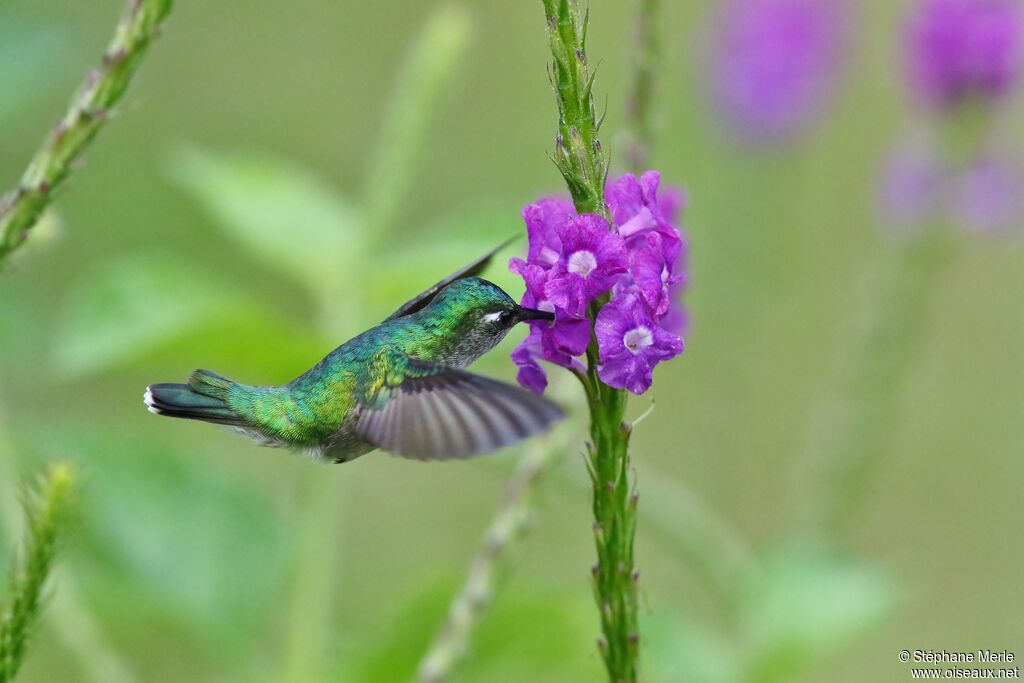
[
  {"x1": 568, "y1": 250, "x2": 598, "y2": 277},
  {"x1": 623, "y1": 326, "x2": 653, "y2": 354}
]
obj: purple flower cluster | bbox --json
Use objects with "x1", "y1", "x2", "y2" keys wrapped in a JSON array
[
  {"x1": 709, "y1": 0, "x2": 848, "y2": 143},
  {"x1": 510, "y1": 172, "x2": 687, "y2": 395},
  {"x1": 906, "y1": 0, "x2": 1024, "y2": 109},
  {"x1": 881, "y1": 0, "x2": 1024, "y2": 235}
]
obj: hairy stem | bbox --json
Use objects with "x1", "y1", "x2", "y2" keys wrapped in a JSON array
[
  {"x1": 540, "y1": 2, "x2": 640, "y2": 679},
  {"x1": 620, "y1": 0, "x2": 661, "y2": 173},
  {"x1": 414, "y1": 432, "x2": 567, "y2": 683},
  {"x1": 0, "y1": 463, "x2": 76, "y2": 682},
  {"x1": 0, "y1": 410, "x2": 135, "y2": 683},
  {"x1": 542, "y1": 0, "x2": 609, "y2": 218},
  {"x1": 0, "y1": 0, "x2": 174, "y2": 268}
]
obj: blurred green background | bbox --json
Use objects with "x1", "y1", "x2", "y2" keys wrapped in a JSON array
[{"x1": 1, "y1": 1, "x2": 1021, "y2": 682}]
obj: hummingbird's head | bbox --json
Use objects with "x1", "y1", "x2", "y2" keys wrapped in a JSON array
[{"x1": 428, "y1": 278, "x2": 554, "y2": 365}]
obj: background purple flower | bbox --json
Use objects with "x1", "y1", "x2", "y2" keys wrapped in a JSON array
[
  {"x1": 955, "y1": 157, "x2": 1024, "y2": 234},
  {"x1": 906, "y1": 0, "x2": 1024, "y2": 109},
  {"x1": 879, "y1": 142, "x2": 948, "y2": 229},
  {"x1": 595, "y1": 289, "x2": 684, "y2": 395},
  {"x1": 708, "y1": 0, "x2": 848, "y2": 143}
]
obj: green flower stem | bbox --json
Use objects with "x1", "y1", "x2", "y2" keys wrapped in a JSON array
[
  {"x1": 0, "y1": 0, "x2": 174, "y2": 268},
  {"x1": 414, "y1": 427, "x2": 572, "y2": 683},
  {"x1": 585, "y1": 381, "x2": 640, "y2": 681},
  {"x1": 540, "y1": 2, "x2": 640, "y2": 679},
  {"x1": 800, "y1": 233, "x2": 955, "y2": 537},
  {"x1": 598, "y1": 462, "x2": 749, "y2": 611},
  {"x1": 542, "y1": 0, "x2": 610, "y2": 218},
  {"x1": 0, "y1": 463, "x2": 76, "y2": 683},
  {"x1": 620, "y1": 0, "x2": 661, "y2": 173}
]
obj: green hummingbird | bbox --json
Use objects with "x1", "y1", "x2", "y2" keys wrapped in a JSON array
[{"x1": 144, "y1": 243, "x2": 563, "y2": 463}]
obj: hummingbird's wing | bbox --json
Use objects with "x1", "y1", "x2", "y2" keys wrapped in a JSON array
[
  {"x1": 382, "y1": 237, "x2": 517, "y2": 322},
  {"x1": 355, "y1": 358, "x2": 563, "y2": 460}
]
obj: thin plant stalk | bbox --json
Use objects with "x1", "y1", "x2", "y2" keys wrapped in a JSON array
[
  {"x1": 620, "y1": 0, "x2": 661, "y2": 173},
  {"x1": 562, "y1": 460, "x2": 750, "y2": 611},
  {"x1": 413, "y1": 426, "x2": 574, "y2": 683},
  {"x1": 541, "y1": 1, "x2": 640, "y2": 679},
  {"x1": 0, "y1": 0, "x2": 175, "y2": 268},
  {"x1": 0, "y1": 463, "x2": 76, "y2": 682},
  {"x1": 796, "y1": 232, "x2": 955, "y2": 537},
  {"x1": 281, "y1": 9, "x2": 473, "y2": 682},
  {"x1": 361, "y1": 4, "x2": 472, "y2": 241}
]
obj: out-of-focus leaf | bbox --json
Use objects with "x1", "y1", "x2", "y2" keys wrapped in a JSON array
[
  {"x1": 738, "y1": 538, "x2": 896, "y2": 683},
  {"x1": 54, "y1": 252, "x2": 264, "y2": 377},
  {"x1": 61, "y1": 428, "x2": 291, "y2": 652},
  {"x1": 463, "y1": 586, "x2": 595, "y2": 681},
  {"x1": 168, "y1": 147, "x2": 363, "y2": 294},
  {"x1": 646, "y1": 613, "x2": 739, "y2": 683},
  {"x1": 0, "y1": 21, "x2": 67, "y2": 124},
  {"x1": 336, "y1": 580, "x2": 595, "y2": 683}
]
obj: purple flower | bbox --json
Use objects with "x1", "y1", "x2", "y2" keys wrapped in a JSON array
[
  {"x1": 509, "y1": 256, "x2": 591, "y2": 356},
  {"x1": 627, "y1": 232, "x2": 685, "y2": 317},
  {"x1": 511, "y1": 329, "x2": 549, "y2": 394},
  {"x1": 510, "y1": 172, "x2": 689, "y2": 394},
  {"x1": 906, "y1": 0, "x2": 1024, "y2": 109},
  {"x1": 511, "y1": 323, "x2": 587, "y2": 394},
  {"x1": 708, "y1": 0, "x2": 847, "y2": 143},
  {"x1": 879, "y1": 142, "x2": 947, "y2": 229},
  {"x1": 606, "y1": 171, "x2": 684, "y2": 265},
  {"x1": 606, "y1": 171, "x2": 689, "y2": 328},
  {"x1": 595, "y1": 289, "x2": 684, "y2": 395},
  {"x1": 522, "y1": 197, "x2": 575, "y2": 267},
  {"x1": 544, "y1": 215, "x2": 628, "y2": 318},
  {"x1": 954, "y1": 157, "x2": 1023, "y2": 234}
]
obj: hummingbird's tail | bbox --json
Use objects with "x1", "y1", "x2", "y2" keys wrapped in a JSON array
[{"x1": 144, "y1": 369, "x2": 247, "y2": 426}]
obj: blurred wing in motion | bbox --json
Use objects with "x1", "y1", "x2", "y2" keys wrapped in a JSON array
[
  {"x1": 382, "y1": 237, "x2": 516, "y2": 322},
  {"x1": 356, "y1": 360, "x2": 563, "y2": 460}
]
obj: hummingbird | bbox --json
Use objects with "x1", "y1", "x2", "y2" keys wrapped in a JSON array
[{"x1": 143, "y1": 243, "x2": 563, "y2": 463}]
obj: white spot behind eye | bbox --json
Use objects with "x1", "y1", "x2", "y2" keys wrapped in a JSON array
[{"x1": 482, "y1": 312, "x2": 503, "y2": 323}]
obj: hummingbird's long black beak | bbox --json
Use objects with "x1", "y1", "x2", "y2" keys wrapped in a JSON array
[{"x1": 517, "y1": 306, "x2": 555, "y2": 322}]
